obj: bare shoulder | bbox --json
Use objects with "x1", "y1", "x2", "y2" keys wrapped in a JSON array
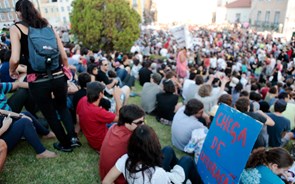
[{"x1": 10, "y1": 23, "x2": 28, "y2": 35}]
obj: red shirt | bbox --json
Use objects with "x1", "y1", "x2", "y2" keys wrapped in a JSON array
[
  {"x1": 76, "y1": 96, "x2": 116, "y2": 151},
  {"x1": 99, "y1": 124, "x2": 132, "y2": 184},
  {"x1": 261, "y1": 87, "x2": 269, "y2": 100}
]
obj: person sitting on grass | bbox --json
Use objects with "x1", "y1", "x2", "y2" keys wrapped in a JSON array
[
  {"x1": 102, "y1": 125, "x2": 203, "y2": 184},
  {"x1": 172, "y1": 99, "x2": 210, "y2": 152},
  {"x1": 76, "y1": 81, "x2": 122, "y2": 152},
  {"x1": 100, "y1": 104, "x2": 145, "y2": 184},
  {"x1": 0, "y1": 109, "x2": 57, "y2": 159},
  {"x1": 240, "y1": 147, "x2": 293, "y2": 184},
  {"x1": 141, "y1": 72, "x2": 162, "y2": 115},
  {"x1": 156, "y1": 79, "x2": 182, "y2": 125}
]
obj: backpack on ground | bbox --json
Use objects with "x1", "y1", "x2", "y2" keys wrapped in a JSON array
[{"x1": 28, "y1": 26, "x2": 60, "y2": 76}]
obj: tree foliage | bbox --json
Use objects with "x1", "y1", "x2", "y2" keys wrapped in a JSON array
[{"x1": 70, "y1": 0, "x2": 141, "y2": 52}]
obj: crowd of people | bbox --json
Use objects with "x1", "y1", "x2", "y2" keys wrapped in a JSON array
[{"x1": 1, "y1": 0, "x2": 295, "y2": 183}]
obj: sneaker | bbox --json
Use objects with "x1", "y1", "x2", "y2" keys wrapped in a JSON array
[
  {"x1": 53, "y1": 142, "x2": 73, "y2": 152},
  {"x1": 160, "y1": 118, "x2": 172, "y2": 126},
  {"x1": 71, "y1": 137, "x2": 82, "y2": 148}
]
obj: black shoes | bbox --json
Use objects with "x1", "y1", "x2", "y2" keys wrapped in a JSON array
[
  {"x1": 71, "y1": 137, "x2": 82, "y2": 148},
  {"x1": 53, "y1": 142, "x2": 73, "y2": 152}
]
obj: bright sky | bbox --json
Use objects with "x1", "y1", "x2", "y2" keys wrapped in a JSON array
[{"x1": 155, "y1": 0, "x2": 217, "y2": 24}]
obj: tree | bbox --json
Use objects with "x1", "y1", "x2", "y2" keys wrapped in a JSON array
[{"x1": 70, "y1": 0, "x2": 141, "y2": 52}]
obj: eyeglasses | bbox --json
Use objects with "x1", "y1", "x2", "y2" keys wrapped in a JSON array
[{"x1": 132, "y1": 119, "x2": 145, "y2": 125}]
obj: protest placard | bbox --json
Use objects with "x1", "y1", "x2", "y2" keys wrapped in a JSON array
[
  {"x1": 197, "y1": 104, "x2": 263, "y2": 184},
  {"x1": 170, "y1": 25, "x2": 192, "y2": 49}
]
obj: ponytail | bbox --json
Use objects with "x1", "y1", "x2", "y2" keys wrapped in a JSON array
[{"x1": 246, "y1": 147, "x2": 293, "y2": 169}]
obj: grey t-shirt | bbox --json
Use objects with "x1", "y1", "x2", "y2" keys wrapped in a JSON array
[
  {"x1": 141, "y1": 82, "x2": 162, "y2": 113},
  {"x1": 172, "y1": 106, "x2": 207, "y2": 151}
]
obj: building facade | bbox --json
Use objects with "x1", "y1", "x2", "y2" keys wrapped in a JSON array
[
  {"x1": 225, "y1": 0, "x2": 251, "y2": 24},
  {"x1": 0, "y1": 0, "x2": 21, "y2": 28}
]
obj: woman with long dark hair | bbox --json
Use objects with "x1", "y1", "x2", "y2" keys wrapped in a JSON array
[
  {"x1": 103, "y1": 125, "x2": 202, "y2": 184},
  {"x1": 9, "y1": 0, "x2": 77, "y2": 152},
  {"x1": 240, "y1": 147, "x2": 293, "y2": 184}
]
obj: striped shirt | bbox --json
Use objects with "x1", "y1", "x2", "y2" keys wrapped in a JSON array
[{"x1": 0, "y1": 82, "x2": 12, "y2": 111}]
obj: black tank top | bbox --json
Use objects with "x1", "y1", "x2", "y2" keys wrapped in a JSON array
[{"x1": 14, "y1": 22, "x2": 33, "y2": 73}]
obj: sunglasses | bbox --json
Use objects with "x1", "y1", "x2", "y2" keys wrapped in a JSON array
[{"x1": 132, "y1": 119, "x2": 145, "y2": 125}]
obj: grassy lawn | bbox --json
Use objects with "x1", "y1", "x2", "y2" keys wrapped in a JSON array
[{"x1": 0, "y1": 81, "x2": 185, "y2": 184}]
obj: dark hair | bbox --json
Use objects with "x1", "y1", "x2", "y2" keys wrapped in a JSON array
[
  {"x1": 235, "y1": 83, "x2": 243, "y2": 92},
  {"x1": 195, "y1": 75, "x2": 204, "y2": 85},
  {"x1": 118, "y1": 104, "x2": 145, "y2": 126},
  {"x1": 274, "y1": 99, "x2": 287, "y2": 113},
  {"x1": 15, "y1": 0, "x2": 48, "y2": 28},
  {"x1": 165, "y1": 71, "x2": 176, "y2": 79},
  {"x1": 250, "y1": 92, "x2": 261, "y2": 102},
  {"x1": 269, "y1": 86, "x2": 277, "y2": 94},
  {"x1": 163, "y1": 80, "x2": 175, "y2": 93},
  {"x1": 246, "y1": 147, "x2": 293, "y2": 169},
  {"x1": 78, "y1": 72, "x2": 91, "y2": 88},
  {"x1": 218, "y1": 94, "x2": 232, "y2": 106},
  {"x1": 278, "y1": 92, "x2": 289, "y2": 100},
  {"x1": 86, "y1": 81, "x2": 105, "y2": 103},
  {"x1": 0, "y1": 49, "x2": 10, "y2": 62},
  {"x1": 126, "y1": 125, "x2": 162, "y2": 182},
  {"x1": 259, "y1": 101, "x2": 270, "y2": 113},
  {"x1": 87, "y1": 64, "x2": 98, "y2": 75},
  {"x1": 251, "y1": 84, "x2": 258, "y2": 91},
  {"x1": 235, "y1": 97, "x2": 250, "y2": 112},
  {"x1": 240, "y1": 90, "x2": 249, "y2": 97},
  {"x1": 184, "y1": 99, "x2": 204, "y2": 116}
]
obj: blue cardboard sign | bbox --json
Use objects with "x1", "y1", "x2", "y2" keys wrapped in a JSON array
[{"x1": 197, "y1": 104, "x2": 263, "y2": 184}]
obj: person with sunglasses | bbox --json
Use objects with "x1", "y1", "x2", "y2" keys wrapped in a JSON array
[
  {"x1": 100, "y1": 104, "x2": 145, "y2": 184},
  {"x1": 103, "y1": 125, "x2": 203, "y2": 184}
]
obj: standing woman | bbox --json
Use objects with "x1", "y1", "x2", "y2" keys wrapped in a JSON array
[
  {"x1": 176, "y1": 48, "x2": 188, "y2": 79},
  {"x1": 9, "y1": 0, "x2": 74, "y2": 152}
]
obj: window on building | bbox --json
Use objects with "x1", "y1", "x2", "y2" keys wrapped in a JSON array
[
  {"x1": 0, "y1": 14, "x2": 6, "y2": 21},
  {"x1": 61, "y1": 7, "x2": 64, "y2": 12},
  {"x1": 0, "y1": 2, "x2": 3, "y2": 9},
  {"x1": 235, "y1": 13, "x2": 241, "y2": 23},
  {"x1": 265, "y1": 11, "x2": 270, "y2": 22},
  {"x1": 63, "y1": 17, "x2": 66, "y2": 23},
  {"x1": 44, "y1": 8, "x2": 48, "y2": 13},
  {"x1": 67, "y1": 6, "x2": 70, "y2": 11},
  {"x1": 8, "y1": 12, "x2": 13, "y2": 20},
  {"x1": 51, "y1": 7, "x2": 54, "y2": 13},
  {"x1": 256, "y1": 11, "x2": 261, "y2": 21},
  {"x1": 274, "y1": 11, "x2": 280, "y2": 24},
  {"x1": 56, "y1": 7, "x2": 59, "y2": 12},
  {"x1": 52, "y1": 0, "x2": 57, "y2": 2},
  {"x1": 4, "y1": 0, "x2": 10, "y2": 8}
]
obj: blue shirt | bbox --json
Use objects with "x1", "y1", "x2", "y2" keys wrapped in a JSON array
[
  {"x1": 240, "y1": 165, "x2": 285, "y2": 184},
  {"x1": 267, "y1": 113, "x2": 290, "y2": 147}
]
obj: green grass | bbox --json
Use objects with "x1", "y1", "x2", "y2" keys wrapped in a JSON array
[{"x1": 0, "y1": 81, "x2": 185, "y2": 184}]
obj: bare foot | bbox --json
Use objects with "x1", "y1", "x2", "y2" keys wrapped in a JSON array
[
  {"x1": 42, "y1": 131, "x2": 56, "y2": 139},
  {"x1": 36, "y1": 150, "x2": 58, "y2": 159}
]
